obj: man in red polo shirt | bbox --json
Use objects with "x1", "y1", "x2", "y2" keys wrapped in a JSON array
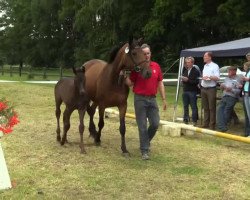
[{"x1": 125, "y1": 43, "x2": 167, "y2": 160}]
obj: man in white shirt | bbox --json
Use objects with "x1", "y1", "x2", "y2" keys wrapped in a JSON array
[{"x1": 201, "y1": 52, "x2": 220, "y2": 130}]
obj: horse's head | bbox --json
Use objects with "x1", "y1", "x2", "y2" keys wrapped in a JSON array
[
  {"x1": 72, "y1": 66, "x2": 86, "y2": 96},
  {"x1": 121, "y1": 37, "x2": 151, "y2": 79}
]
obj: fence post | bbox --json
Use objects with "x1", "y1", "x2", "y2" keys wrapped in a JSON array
[
  {"x1": 19, "y1": 66, "x2": 22, "y2": 77},
  {"x1": 27, "y1": 66, "x2": 33, "y2": 79},
  {"x1": 59, "y1": 66, "x2": 63, "y2": 78},
  {"x1": 43, "y1": 67, "x2": 47, "y2": 79},
  {"x1": 1, "y1": 65, "x2": 3, "y2": 76},
  {"x1": 10, "y1": 66, "x2": 13, "y2": 77}
]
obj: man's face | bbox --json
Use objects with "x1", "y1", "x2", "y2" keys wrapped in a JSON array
[
  {"x1": 244, "y1": 64, "x2": 248, "y2": 72},
  {"x1": 246, "y1": 56, "x2": 250, "y2": 62},
  {"x1": 228, "y1": 69, "x2": 236, "y2": 77},
  {"x1": 185, "y1": 60, "x2": 193, "y2": 69},
  {"x1": 142, "y1": 47, "x2": 151, "y2": 62},
  {"x1": 203, "y1": 53, "x2": 211, "y2": 63}
]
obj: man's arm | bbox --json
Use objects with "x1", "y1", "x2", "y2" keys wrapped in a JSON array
[
  {"x1": 187, "y1": 69, "x2": 200, "y2": 84},
  {"x1": 120, "y1": 70, "x2": 134, "y2": 87},
  {"x1": 210, "y1": 65, "x2": 220, "y2": 81},
  {"x1": 158, "y1": 81, "x2": 167, "y2": 110}
]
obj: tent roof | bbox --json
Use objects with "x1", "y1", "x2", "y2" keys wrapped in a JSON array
[{"x1": 180, "y1": 37, "x2": 250, "y2": 57}]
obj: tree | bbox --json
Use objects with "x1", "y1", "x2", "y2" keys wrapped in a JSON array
[{"x1": 0, "y1": 0, "x2": 32, "y2": 71}]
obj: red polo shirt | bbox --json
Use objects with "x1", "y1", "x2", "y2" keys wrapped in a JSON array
[{"x1": 130, "y1": 61, "x2": 163, "y2": 96}]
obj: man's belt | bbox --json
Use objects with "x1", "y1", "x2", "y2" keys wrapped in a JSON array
[
  {"x1": 135, "y1": 94, "x2": 156, "y2": 98},
  {"x1": 201, "y1": 86, "x2": 216, "y2": 89}
]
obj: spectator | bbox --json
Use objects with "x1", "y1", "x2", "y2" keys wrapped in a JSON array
[
  {"x1": 242, "y1": 61, "x2": 250, "y2": 137},
  {"x1": 200, "y1": 52, "x2": 220, "y2": 130},
  {"x1": 229, "y1": 59, "x2": 248, "y2": 124},
  {"x1": 246, "y1": 52, "x2": 250, "y2": 62},
  {"x1": 125, "y1": 43, "x2": 167, "y2": 160},
  {"x1": 181, "y1": 57, "x2": 200, "y2": 126},
  {"x1": 216, "y1": 66, "x2": 243, "y2": 132}
]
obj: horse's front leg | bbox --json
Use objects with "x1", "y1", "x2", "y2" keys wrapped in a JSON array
[
  {"x1": 78, "y1": 108, "x2": 86, "y2": 154},
  {"x1": 95, "y1": 106, "x2": 105, "y2": 145},
  {"x1": 87, "y1": 102, "x2": 98, "y2": 138},
  {"x1": 61, "y1": 107, "x2": 74, "y2": 146},
  {"x1": 118, "y1": 104, "x2": 129, "y2": 155}
]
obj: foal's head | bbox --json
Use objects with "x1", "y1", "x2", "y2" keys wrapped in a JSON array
[{"x1": 72, "y1": 67, "x2": 86, "y2": 96}]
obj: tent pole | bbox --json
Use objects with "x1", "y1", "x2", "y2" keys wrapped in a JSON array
[{"x1": 173, "y1": 57, "x2": 184, "y2": 122}]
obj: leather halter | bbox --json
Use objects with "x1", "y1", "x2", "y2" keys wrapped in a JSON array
[{"x1": 125, "y1": 47, "x2": 148, "y2": 72}]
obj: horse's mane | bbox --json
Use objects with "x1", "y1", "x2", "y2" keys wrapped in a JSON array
[{"x1": 108, "y1": 42, "x2": 126, "y2": 64}]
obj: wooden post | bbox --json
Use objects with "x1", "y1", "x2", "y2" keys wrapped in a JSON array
[
  {"x1": 59, "y1": 66, "x2": 63, "y2": 78},
  {"x1": 1, "y1": 65, "x2": 3, "y2": 76},
  {"x1": 19, "y1": 66, "x2": 22, "y2": 77},
  {"x1": 10, "y1": 65, "x2": 13, "y2": 77},
  {"x1": 43, "y1": 67, "x2": 47, "y2": 79}
]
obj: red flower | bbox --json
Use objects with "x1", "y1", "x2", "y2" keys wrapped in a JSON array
[
  {"x1": 0, "y1": 126, "x2": 13, "y2": 134},
  {"x1": 0, "y1": 99, "x2": 19, "y2": 135},
  {"x1": 0, "y1": 102, "x2": 7, "y2": 111},
  {"x1": 9, "y1": 115, "x2": 19, "y2": 126}
]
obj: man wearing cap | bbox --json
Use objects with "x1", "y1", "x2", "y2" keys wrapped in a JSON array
[{"x1": 216, "y1": 66, "x2": 243, "y2": 132}]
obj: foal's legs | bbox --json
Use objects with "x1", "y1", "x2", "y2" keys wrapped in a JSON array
[
  {"x1": 61, "y1": 106, "x2": 74, "y2": 146},
  {"x1": 118, "y1": 104, "x2": 129, "y2": 154},
  {"x1": 78, "y1": 109, "x2": 86, "y2": 154},
  {"x1": 87, "y1": 102, "x2": 98, "y2": 138},
  {"x1": 55, "y1": 98, "x2": 62, "y2": 142}
]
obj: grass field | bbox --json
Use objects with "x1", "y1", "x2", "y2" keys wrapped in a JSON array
[{"x1": 0, "y1": 83, "x2": 250, "y2": 199}]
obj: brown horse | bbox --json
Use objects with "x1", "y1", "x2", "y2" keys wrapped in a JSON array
[
  {"x1": 55, "y1": 67, "x2": 89, "y2": 154},
  {"x1": 83, "y1": 38, "x2": 151, "y2": 155}
]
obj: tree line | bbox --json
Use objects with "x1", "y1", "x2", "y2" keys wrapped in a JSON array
[{"x1": 0, "y1": 0, "x2": 249, "y2": 71}]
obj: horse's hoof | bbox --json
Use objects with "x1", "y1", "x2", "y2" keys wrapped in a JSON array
[
  {"x1": 80, "y1": 150, "x2": 87, "y2": 154},
  {"x1": 57, "y1": 137, "x2": 61, "y2": 142},
  {"x1": 94, "y1": 138, "x2": 101, "y2": 145},
  {"x1": 60, "y1": 141, "x2": 65, "y2": 146},
  {"x1": 122, "y1": 152, "x2": 131, "y2": 158},
  {"x1": 95, "y1": 141, "x2": 101, "y2": 146}
]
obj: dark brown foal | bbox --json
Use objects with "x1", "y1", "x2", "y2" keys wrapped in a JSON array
[{"x1": 54, "y1": 67, "x2": 89, "y2": 154}]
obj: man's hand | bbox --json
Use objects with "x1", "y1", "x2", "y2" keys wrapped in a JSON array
[
  {"x1": 181, "y1": 76, "x2": 188, "y2": 82},
  {"x1": 225, "y1": 87, "x2": 232, "y2": 92},
  {"x1": 202, "y1": 76, "x2": 210, "y2": 80},
  {"x1": 242, "y1": 77, "x2": 249, "y2": 82},
  {"x1": 162, "y1": 99, "x2": 167, "y2": 111}
]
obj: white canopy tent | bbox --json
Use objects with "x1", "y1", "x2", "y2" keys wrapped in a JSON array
[{"x1": 173, "y1": 37, "x2": 250, "y2": 121}]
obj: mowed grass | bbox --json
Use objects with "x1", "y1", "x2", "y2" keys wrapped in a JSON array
[{"x1": 0, "y1": 83, "x2": 250, "y2": 200}]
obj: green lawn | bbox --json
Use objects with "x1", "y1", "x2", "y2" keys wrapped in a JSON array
[{"x1": 0, "y1": 83, "x2": 250, "y2": 199}]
